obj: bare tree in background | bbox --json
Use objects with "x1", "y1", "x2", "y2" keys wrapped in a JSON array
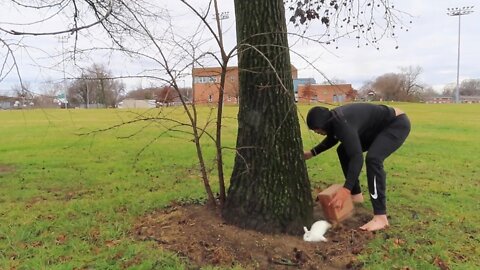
[
  {"x1": 67, "y1": 64, "x2": 125, "y2": 108},
  {"x1": 35, "y1": 80, "x2": 65, "y2": 107},
  {"x1": 443, "y1": 79, "x2": 480, "y2": 97},
  {"x1": 87, "y1": 63, "x2": 126, "y2": 108},
  {"x1": 367, "y1": 65, "x2": 424, "y2": 101},
  {"x1": 371, "y1": 72, "x2": 403, "y2": 100},
  {"x1": 156, "y1": 86, "x2": 178, "y2": 106},
  {"x1": 399, "y1": 66, "x2": 424, "y2": 100},
  {"x1": 459, "y1": 79, "x2": 480, "y2": 96},
  {"x1": 126, "y1": 87, "x2": 158, "y2": 100},
  {"x1": 419, "y1": 86, "x2": 439, "y2": 100},
  {"x1": 11, "y1": 82, "x2": 34, "y2": 107},
  {"x1": 124, "y1": 86, "x2": 191, "y2": 105}
]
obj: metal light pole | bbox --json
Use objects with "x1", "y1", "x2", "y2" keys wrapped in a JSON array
[
  {"x1": 86, "y1": 79, "x2": 89, "y2": 109},
  {"x1": 57, "y1": 35, "x2": 70, "y2": 108},
  {"x1": 212, "y1": 9, "x2": 229, "y2": 106},
  {"x1": 212, "y1": 11, "x2": 230, "y2": 33},
  {"x1": 447, "y1": 6, "x2": 474, "y2": 103}
]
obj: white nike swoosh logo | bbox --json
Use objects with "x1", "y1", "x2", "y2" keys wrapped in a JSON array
[{"x1": 371, "y1": 175, "x2": 378, "y2": 199}]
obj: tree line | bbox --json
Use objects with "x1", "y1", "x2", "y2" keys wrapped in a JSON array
[
  {"x1": 359, "y1": 66, "x2": 480, "y2": 102},
  {"x1": 5, "y1": 63, "x2": 192, "y2": 108},
  {"x1": 7, "y1": 62, "x2": 479, "y2": 108}
]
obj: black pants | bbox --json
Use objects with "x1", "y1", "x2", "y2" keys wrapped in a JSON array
[{"x1": 337, "y1": 114, "x2": 411, "y2": 215}]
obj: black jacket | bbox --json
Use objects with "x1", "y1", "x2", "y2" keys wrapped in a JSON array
[{"x1": 310, "y1": 103, "x2": 396, "y2": 190}]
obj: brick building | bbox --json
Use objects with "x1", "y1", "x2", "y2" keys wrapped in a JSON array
[
  {"x1": 297, "y1": 84, "x2": 357, "y2": 104},
  {"x1": 192, "y1": 66, "x2": 298, "y2": 104}
]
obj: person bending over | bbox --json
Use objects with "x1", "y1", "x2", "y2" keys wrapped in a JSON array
[{"x1": 304, "y1": 103, "x2": 410, "y2": 231}]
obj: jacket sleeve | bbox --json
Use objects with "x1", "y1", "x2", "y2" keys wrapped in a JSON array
[
  {"x1": 336, "y1": 125, "x2": 364, "y2": 191},
  {"x1": 310, "y1": 135, "x2": 338, "y2": 156}
]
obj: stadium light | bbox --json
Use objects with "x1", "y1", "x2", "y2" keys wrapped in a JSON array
[{"x1": 447, "y1": 6, "x2": 474, "y2": 103}]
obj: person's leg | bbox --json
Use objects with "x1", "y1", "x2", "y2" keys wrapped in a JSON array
[
  {"x1": 337, "y1": 144, "x2": 363, "y2": 203},
  {"x1": 360, "y1": 115, "x2": 411, "y2": 231}
]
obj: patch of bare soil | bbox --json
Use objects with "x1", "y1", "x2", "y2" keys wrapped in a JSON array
[
  {"x1": 0, "y1": 164, "x2": 15, "y2": 173},
  {"x1": 133, "y1": 201, "x2": 376, "y2": 270}
]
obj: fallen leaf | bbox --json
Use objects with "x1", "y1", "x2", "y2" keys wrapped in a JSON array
[
  {"x1": 393, "y1": 238, "x2": 406, "y2": 247},
  {"x1": 351, "y1": 247, "x2": 363, "y2": 255},
  {"x1": 55, "y1": 234, "x2": 67, "y2": 245},
  {"x1": 105, "y1": 239, "x2": 121, "y2": 248},
  {"x1": 433, "y1": 256, "x2": 450, "y2": 270}
]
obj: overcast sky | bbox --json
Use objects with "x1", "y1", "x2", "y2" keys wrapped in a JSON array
[
  {"x1": 0, "y1": 0, "x2": 479, "y2": 95},
  {"x1": 293, "y1": 0, "x2": 479, "y2": 92}
]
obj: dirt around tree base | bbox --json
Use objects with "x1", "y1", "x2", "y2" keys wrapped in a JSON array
[{"x1": 133, "y1": 202, "x2": 376, "y2": 269}]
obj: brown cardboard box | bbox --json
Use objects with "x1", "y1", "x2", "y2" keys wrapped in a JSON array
[{"x1": 317, "y1": 184, "x2": 353, "y2": 223}]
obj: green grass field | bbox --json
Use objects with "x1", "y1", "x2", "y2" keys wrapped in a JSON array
[{"x1": 0, "y1": 103, "x2": 479, "y2": 269}]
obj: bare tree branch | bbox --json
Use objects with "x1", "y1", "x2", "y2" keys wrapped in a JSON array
[
  {"x1": 0, "y1": 38, "x2": 25, "y2": 88},
  {"x1": 0, "y1": 0, "x2": 114, "y2": 36}
]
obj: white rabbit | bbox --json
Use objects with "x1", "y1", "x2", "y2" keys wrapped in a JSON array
[{"x1": 303, "y1": 220, "x2": 331, "y2": 242}]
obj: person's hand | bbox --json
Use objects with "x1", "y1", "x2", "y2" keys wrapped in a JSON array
[
  {"x1": 304, "y1": 150, "x2": 313, "y2": 160},
  {"x1": 329, "y1": 187, "x2": 351, "y2": 210}
]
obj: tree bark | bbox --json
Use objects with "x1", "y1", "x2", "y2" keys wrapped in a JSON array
[{"x1": 223, "y1": 0, "x2": 313, "y2": 234}]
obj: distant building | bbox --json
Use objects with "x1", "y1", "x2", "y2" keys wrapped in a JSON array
[
  {"x1": 426, "y1": 96, "x2": 453, "y2": 104},
  {"x1": 192, "y1": 65, "x2": 298, "y2": 104},
  {"x1": 425, "y1": 96, "x2": 480, "y2": 104},
  {"x1": 0, "y1": 102, "x2": 11, "y2": 109},
  {"x1": 366, "y1": 90, "x2": 377, "y2": 101},
  {"x1": 0, "y1": 96, "x2": 16, "y2": 109},
  {"x1": 118, "y1": 99, "x2": 156, "y2": 109},
  {"x1": 297, "y1": 84, "x2": 357, "y2": 104},
  {"x1": 459, "y1": 96, "x2": 480, "y2": 103}
]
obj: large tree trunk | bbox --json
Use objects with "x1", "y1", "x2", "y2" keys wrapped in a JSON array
[{"x1": 223, "y1": 0, "x2": 313, "y2": 234}]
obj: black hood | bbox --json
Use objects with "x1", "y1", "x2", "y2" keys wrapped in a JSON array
[{"x1": 306, "y1": 106, "x2": 332, "y2": 130}]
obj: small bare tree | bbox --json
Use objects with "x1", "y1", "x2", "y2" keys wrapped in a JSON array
[{"x1": 1, "y1": 0, "x2": 236, "y2": 207}]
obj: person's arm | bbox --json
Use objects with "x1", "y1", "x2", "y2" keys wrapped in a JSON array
[
  {"x1": 330, "y1": 125, "x2": 364, "y2": 210},
  {"x1": 310, "y1": 135, "x2": 338, "y2": 157}
]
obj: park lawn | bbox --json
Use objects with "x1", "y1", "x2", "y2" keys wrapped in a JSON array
[{"x1": 0, "y1": 103, "x2": 479, "y2": 269}]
